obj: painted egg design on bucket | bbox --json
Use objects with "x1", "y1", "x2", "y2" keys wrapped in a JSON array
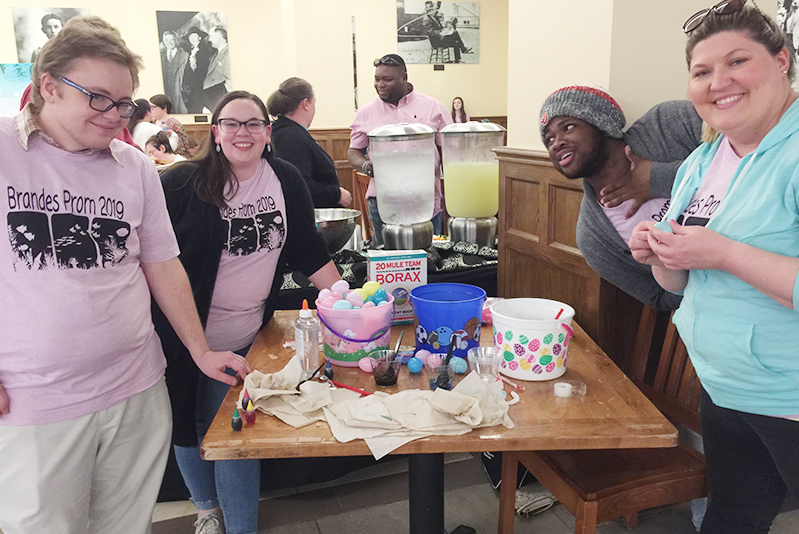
[
  {"x1": 541, "y1": 348, "x2": 550, "y2": 356},
  {"x1": 558, "y1": 333, "x2": 565, "y2": 343},
  {"x1": 496, "y1": 331, "x2": 503, "y2": 344},
  {"x1": 519, "y1": 359, "x2": 531, "y2": 371},
  {"x1": 539, "y1": 355, "x2": 552, "y2": 366},
  {"x1": 553, "y1": 344, "x2": 562, "y2": 356},
  {"x1": 528, "y1": 339, "x2": 540, "y2": 352},
  {"x1": 532, "y1": 364, "x2": 542, "y2": 374},
  {"x1": 508, "y1": 361, "x2": 518, "y2": 370},
  {"x1": 519, "y1": 335, "x2": 529, "y2": 345},
  {"x1": 503, "y1": 350, "x2": 515, "y2": 362},
  {"x1": 546, "y1": 362, "x2": 556, "y2": 373},
  {"x1": 504, "y1": 331, "x2": 513, "y2": 342},
  {"x1": 556, "y1": 356, "x2": 563, "y2": 367},
  {"x1": 514, "y1": 344, "x2": 525, "y2": 357},
  {"x1": 543, "y1": 333, "x2": 553, "y2": 345}
]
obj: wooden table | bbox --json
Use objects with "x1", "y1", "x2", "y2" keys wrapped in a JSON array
[{"x1": 202, "y1": 311, "x2": 677, "y2": 533}]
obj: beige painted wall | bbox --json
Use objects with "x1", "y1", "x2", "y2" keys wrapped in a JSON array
[
  {"x1": 0, "y1": 0, "x2": 509, "y2": 129},
  {"x1": 506, "y1": 0, "x2": 779, "y2": 149}
]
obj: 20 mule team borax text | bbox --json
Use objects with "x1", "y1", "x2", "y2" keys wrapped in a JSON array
[{"x1": 365, "y1": 250, "x2": 427, "y2": 324}]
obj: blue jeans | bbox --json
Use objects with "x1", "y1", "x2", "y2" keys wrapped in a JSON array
[
  {"x1": 366, "y1": 196, "x2": 443, "y2": 247},
  {"x1": 699, "y1": 388, "x2": 799, "y2": 534},
  {"x1": 174, "y1": 346, "x2": 259, "y2": 534}
]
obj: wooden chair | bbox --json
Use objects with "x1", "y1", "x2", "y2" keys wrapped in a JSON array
[
  {"x1": 352, "y1": 171, "x2": 372, "y2": 242},
  {"x1": 430, "y1": 45, "x2": 453, "y2": 63},
  {"x1": 498, "y1": 307, "x2": 707, "y2": 534}
]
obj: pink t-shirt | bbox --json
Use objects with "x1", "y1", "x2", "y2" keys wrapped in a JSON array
[
  {"x1": 678, "y1": 136, "x2": 740, "y2": 227},
  {"x1": 0, "y1": 118, "x2": 179, "y2": 426},
  {"x1": 204, "y1": 159, "x2": 286, "y2": 352},
  {"x1": 349, "y1": 90, "x2": 453, "y2": 214},
  {"x1": 603, "y1": 197, "x2": 671, "y2": 245}
]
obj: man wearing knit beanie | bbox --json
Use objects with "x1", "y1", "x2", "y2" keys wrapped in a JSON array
[{"x1": 539, "y1": 85, "x2": 703, "y2": 310}]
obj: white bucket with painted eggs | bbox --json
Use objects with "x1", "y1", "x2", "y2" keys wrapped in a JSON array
[{"x1": 490, "y1": 298, "x2": 575, "y2": 381}]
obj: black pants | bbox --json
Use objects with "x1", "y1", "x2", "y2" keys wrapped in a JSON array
[{"x1": 700, "y1": 388, "x2": 799, "y2": 534}]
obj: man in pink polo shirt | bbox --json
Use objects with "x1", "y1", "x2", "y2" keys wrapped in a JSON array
[{"x1": 347, "y1": 54, "x2": 452, "y2": 246}]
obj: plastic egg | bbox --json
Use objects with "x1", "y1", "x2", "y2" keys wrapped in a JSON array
[
  {"x1": 353, "y1": 288, "x2": 369, "y2": 301},
  {"x1": 345, "y1": 292, "x2": 364, "y2": 307},
  {"x1": 361, "y1": 301, "x2": 376, "y2": 308},
  {"x1": 331, "y1": 280, "x2": 350, "y2": 294},
  {"x1": 449, "y1": 357, "x2": 468, "y2": 374},
  {"x1": 362, "y1": 281, "x2": 381, "y2": 295},
  {"x1": 358, "y1": 357, "x2": 376, "y2": 372},
  {"x1": 332, "y1": 300, "x2": 353, "y2": 310},
  {"x1": 377, "y1": 300, "x2": 389, "y2": 306},
  {"x1": 415, "y1": 349, "x2": 432, "y2": 363},
  {"x1": 373, "y1": 288, "x2": 387, "y2": 303},
  {"x1": 425, "y1": 354, "x2": 442, "y2": 369},
  {"x1": 318, "y1": 288, "x2": 333, "y2": 301},
  {"x1": 407, "y1": 358, "x2": 424, "y2": 374},
  {"x1": 320, "y1": 296, "x2": 337, "y2": 308},
  {"x1": 330, "y1": 291, "x2": 343, "y2": 301}
]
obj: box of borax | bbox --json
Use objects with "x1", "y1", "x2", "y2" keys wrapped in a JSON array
[{"x1": 365, "y1": 250, "x2": 427, "y2": 324}]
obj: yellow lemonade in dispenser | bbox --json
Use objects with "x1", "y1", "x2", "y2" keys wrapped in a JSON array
[{"x1": 443, "y1": 162, "x2": 499, "y2": 218}]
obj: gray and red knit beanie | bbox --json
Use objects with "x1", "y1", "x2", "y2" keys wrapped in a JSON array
[{"x1": 539, "y1": 85, "x2": 626, "y2": 143}]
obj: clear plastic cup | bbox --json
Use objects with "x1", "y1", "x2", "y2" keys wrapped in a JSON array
[
  {"x1": 467, "y1": 347, "x2": 502, "y2": 385},
  {"x1": 369, "y1": 349, "x2": 402, "y2": 387}
]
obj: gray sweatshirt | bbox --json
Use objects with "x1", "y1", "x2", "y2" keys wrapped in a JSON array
[{"x1": 576, "y1": 100, "x2": 703, "y2": 310}]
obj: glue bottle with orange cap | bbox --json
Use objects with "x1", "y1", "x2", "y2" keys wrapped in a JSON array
[{"x1": 295, "y1": 299, "x2": 320, "y2": 380}]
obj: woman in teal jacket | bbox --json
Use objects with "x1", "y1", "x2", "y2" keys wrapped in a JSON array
[{"x1": 630, "y1": 5, "x2": 799, "y2": 533}]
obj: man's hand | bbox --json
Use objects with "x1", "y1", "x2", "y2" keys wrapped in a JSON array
[
  {"x1": 0, "y1": 380, "x2": 9, "y2": 416},
  {"x1": 599, "y1": 146, "x2": 653, "y2": 218},
  {"x1": 339, "y1": 187, "x2": 353, "y2": 207},
  {"x1": 194, "y1": 350, "x2": 251, "y2": 387}
]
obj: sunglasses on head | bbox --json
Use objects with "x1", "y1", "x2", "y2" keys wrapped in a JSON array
[
  {"x1": 373, "y1": 56, "x2": 405, "y2": 70},
  {"x1": 683, "y1": 0, "x2": 750, "y2": 33}
]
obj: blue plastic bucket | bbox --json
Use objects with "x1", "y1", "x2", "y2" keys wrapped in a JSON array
[{"x1": 410, "y1": 283, "x2": 486, "y2": 360}]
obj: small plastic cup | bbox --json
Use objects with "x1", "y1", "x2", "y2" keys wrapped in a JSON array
[
  {"x1": 369, "y1": 349, "x2": 402, "y2": 387},
  {"x1": 429, "y1": 364, "x2": 453, "y2": 391},
  {"x1": 467, "y1": 347, "x2": 502, "y2": 385}
]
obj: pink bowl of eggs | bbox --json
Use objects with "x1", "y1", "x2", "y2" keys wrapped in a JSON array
[{"x1": 316, "y1": 279, "x2": 394, "y2": 366}]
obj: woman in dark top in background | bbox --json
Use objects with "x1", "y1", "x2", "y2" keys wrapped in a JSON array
[{"x1": 267, "y1": 78, "x2": 352, "y2": 208}]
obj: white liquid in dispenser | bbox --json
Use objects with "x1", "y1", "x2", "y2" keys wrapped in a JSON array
[{"x1": 372, "y1": 150, "x2": 435, "y2": 225}]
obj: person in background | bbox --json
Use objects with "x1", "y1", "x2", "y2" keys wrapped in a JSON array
[
  {"x1": 202, "y1": 27, "x2": 231, "y2": 112},
  {"x1": 0, "y1": 16, "x2": 248, "y2": 534},
  {"x1": 30, "y1": 13, "x2": 63, "y2": 63},
  {"x1": 156, "y1": 90, "x2": 340, "y2": 534},
  {"x1": 630, "y1": 5, "x2": 799, "y2": 533},
  {"x1": 347, "y1": 54, "x2": 452, "y2": 245},
  {"x1": 160, "y1": 30, "x2": 188, "y2": 114},
  {"x1": 451, "y1": 96, "x2": 470, "y2": 123},
  {"x1": 128, "y1": 98, "x2": 161, "y2": 149},
  {"x1": 181, "y1": 27, "x2": 213, "y2": 113},
  {"x1": 149, "y1": 93, "x2": 190, "y2": 155},
  {"x1": 268, "y1": 77, "x2": 352, "y2": 208},
  {"x1": 540, "y1": 86, "x2": 702, "y2": 310},
  {"x1": 146, "y1": 131, "x2": 186, "y2": 166}
]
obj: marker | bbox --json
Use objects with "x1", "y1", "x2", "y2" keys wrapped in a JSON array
[{"x1": 231, "y1": 407, "x2": 242, "y2": 432}]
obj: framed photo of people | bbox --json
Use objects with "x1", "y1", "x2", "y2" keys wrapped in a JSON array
[
  {"x1": 11, "y1": 7, "x2": 88, "y2": 64},
  {"x1": 397, "y1": 1, "x2": 480, "y2": 64},
  {"x1": 777, "y1": 0, "x2": 799, "y2": 90},
  {"x1": 155, "y1": 11, "x2": 231, "y2": 114}
]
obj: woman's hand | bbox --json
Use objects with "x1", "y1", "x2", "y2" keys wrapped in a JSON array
[
  {"x1": 339, "y1": 187, "x2": 353, "y2": 207},
  {"x1": 599, "y1": 146, "x2": 653, "y2": 218},
  {"x1": 648, "y1": 220, "x2": 729, "y2": 271},
  {"x1": 629, "y1": 221, "x2": 666, "y2": 267},
  {"x1": 194, "y1": 350, "x2": 251, "y2": 386}
]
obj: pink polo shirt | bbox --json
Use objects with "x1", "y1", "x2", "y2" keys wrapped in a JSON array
[{"x1": 349, "y1": 90, "x2": 453, "y2": 215}]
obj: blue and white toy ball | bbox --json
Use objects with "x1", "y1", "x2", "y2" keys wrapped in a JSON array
[{"x1": 407, "y1": 357, "x2": 424, "y2": 374}]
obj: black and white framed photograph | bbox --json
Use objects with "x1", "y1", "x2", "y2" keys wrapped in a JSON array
[
  {"x1": 397, "y1": 1, "x2": 480, "y2": 64},
  {"x1": 12, "y1": 7, "x2": 88, "y2": 64},
  {"x1": 777, "y1": 0, "x2": 799, "y2": 90},
  {"x1": 156, "y1": 11, "x2": 231, "y2": 114}
]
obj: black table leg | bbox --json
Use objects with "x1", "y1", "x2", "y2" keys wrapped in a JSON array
[{"x1": 409, "y1": 453, "x2": 445, "y2": 534}]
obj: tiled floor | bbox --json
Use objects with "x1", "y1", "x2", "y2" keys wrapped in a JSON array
[{"x1": 152, "y1": 453, "x2": 799, "y2": 534}]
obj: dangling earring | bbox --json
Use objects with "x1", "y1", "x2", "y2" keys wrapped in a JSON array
[
  {"x1": 216, "y1": 144, "x2": 221, "y2": 153},
  {"x1": 267, "y1": 143, "x2": 272, "y2": 153}
]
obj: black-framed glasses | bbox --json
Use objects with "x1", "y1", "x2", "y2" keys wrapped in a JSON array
[
  {"x1": 59, "y1": 77, "x2": 138, "y2": 118},
  {"x1": 215, "y1": 118, "x2": 269, "y2": 134},
  {"x1": 373, "y1": 56, "x2": 406, "y2": 70},
  {"x1": 683, "y1": 0, "x2": 748, "y2": 33}
]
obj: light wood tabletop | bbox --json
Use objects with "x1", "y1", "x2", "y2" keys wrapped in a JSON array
[{"x1": 201, "y1": 310, "x2": 677, "y2": 461}]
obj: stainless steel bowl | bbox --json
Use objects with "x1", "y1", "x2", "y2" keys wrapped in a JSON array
[{"x1": 315, "y1": 208, "x2": 361, "y2": 253}]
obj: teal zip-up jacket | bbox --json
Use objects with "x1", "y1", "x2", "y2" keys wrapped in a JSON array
[{"x1": 654, "y1": 99, "x2": 799, "y2": 415}]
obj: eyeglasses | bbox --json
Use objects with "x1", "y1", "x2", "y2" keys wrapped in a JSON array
[
  {"x1": 373, "y1": 56, "x2": 406, "y2": 70},
  {"x1": 59, "y1": 77, "x2": 138, "y2": 118},
  {"x1": 215, "y1": 118, "x2": 269, "y2": 134},
  {"x1": 683, "y1": 0, "x2": 748, "y2": 33}
]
